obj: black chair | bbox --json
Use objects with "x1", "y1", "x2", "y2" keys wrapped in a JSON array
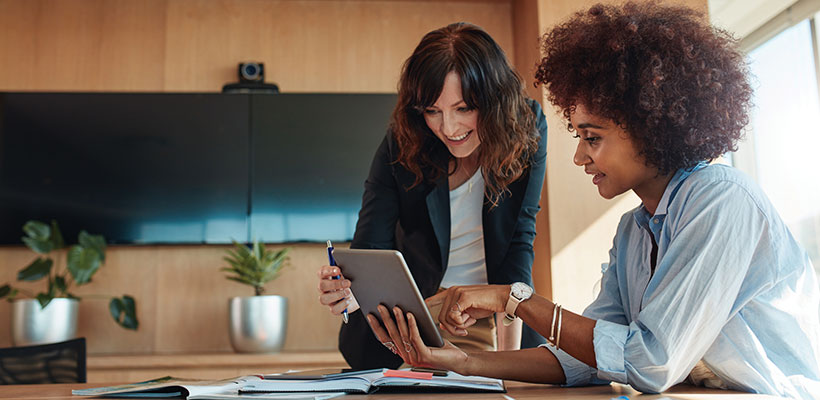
[{"x1": 0, "y1": 338, "x2": 86, "y2": 384}]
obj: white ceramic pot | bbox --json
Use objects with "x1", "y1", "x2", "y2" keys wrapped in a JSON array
[
  {"x1": 228, "y1": 295, "x2": 288, "y2": 353},
  {"x1": 11, "y1": 298, "x2": 79, "y2": 346}
]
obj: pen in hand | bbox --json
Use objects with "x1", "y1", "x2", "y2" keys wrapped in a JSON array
[{"x1": 327, "y1": 240, "x2": 349, "y2": 324}]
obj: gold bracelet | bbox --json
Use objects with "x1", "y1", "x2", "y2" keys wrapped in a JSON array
[
  {"x1": 555, "y1": 305, "x2": 563, "y2": 349},
  {"x1": 548, "y1": 302, "x2": 559, "y2": 345}
]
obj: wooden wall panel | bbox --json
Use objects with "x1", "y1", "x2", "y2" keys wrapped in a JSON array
[
  {"x1": 0, "y1": 0, "x2": 514, "y2": 93},
  {"x1": 97, "y1": 0, "x2": 168, "y2": 91},
  {"x1": 0, "y1": 0, "x2": 167, "y2": 91},
  {"x1": 512, "y1": 0, "x2": 551, "y2": 299},
  {"x1": 161, "y1": 0, "x2": 514, "y2": 92}
]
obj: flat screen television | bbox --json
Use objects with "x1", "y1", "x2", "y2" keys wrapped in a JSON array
[
  {"x1": 0, "y1": 92, "x2": 396, "y2": 245},
  {"x1": 249, "y1": 94, "x2": 394, "y2": 242}
]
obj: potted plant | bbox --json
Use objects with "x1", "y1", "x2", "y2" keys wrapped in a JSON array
[
  {"x1": 222, "y1": 240, "x2": 290, "y2": 353},
  {"x1": 0, "y1": 220, "x2": 138, "y2": 346}
]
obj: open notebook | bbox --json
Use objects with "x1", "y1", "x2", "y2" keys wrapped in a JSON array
[
  {"x1": 71, "y1": 369, "x2": 504, "y2": 398},
  {"x1": 242, "y1": 369, "x2": 505, "y2": 394},
  {"x1": 70, "y1": 376, "x2": 344, "y2": 399}
]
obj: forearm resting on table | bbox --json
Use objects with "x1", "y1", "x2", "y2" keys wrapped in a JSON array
[
  {"x1": 517, "y1": 295, "x2": 597, "y2": 367},
  {"x1": 462, "y1": 347, "x2": 566, "y2": 383},
  {"x1": 495, "y1": 314, "x2": 522, "y2": 351}
]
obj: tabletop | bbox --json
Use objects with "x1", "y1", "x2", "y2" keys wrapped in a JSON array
[{"x1": 0, "y1": 381, "x2": 782, "y2": 399}]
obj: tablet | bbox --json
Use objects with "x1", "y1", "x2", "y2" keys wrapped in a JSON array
[{"x1": 331, "y1": 248, "x2": 445, "y2": 348}]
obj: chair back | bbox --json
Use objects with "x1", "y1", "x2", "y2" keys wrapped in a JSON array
[{"x1": 0, "y1": 338, "x2": 86, "y2": 384}]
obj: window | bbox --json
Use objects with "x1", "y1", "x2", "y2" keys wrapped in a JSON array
[{"x1": 741, "y1": 17, "x2": 820, "y2": 274}]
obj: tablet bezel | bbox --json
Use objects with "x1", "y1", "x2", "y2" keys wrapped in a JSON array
[{"x1": 332, "y1": 248, "x2": 445, "y2": 348}]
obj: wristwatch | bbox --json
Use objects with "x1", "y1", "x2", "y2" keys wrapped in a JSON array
[{"x1": 503, "y1": 282, "x2": 533, "y2": 326}]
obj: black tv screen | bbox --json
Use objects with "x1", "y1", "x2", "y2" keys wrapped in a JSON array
[
  {"x1": 0, "y1": 93, "x2": 250, "y2": 244},
  {"x1": 250, "y1": 94, "x2": 394, "y2": 242},
  {"x1": 0, "y1": 92, "x2": 395, "y2": 245}
]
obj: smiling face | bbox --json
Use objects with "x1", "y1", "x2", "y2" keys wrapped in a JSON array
[
  {"x1": 570, "y1": 104, "x2": 670, "y2": 209},
  {"x1": 423, "y1": 71, "x2": 481, "y2": 159}
]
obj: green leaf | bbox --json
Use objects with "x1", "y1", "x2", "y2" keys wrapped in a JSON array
[
  {"x1": 22, "y1": 221, "x2": 53, "y2": 254},
  {"x1": 50, "y1": 220, "x2": 65, "y2": 250},
  {"x1": 253, "y1": 240, "x2": 262, "y2": 261},
  {"x1": 225, "y1": 276, "x2": 255, "y2": 286},
  {"x1": 78, "y1": 230, "x2": 106, "y2": 262},
  {"x1": 36, "y1": 292, "x2": 53, "y2": 308},
  {"x1": 222, "y1": 240, "x2": 290, "y2": 294},
  {"x1": 5, "y1": 288, "x2": 19, "y2": 302},
  {"x1": 67, "y1": 246, "x2": 101, "y2": 285},
  {"x1": 23, "y1": 220, "x2": 50, "y2": 239},
  {"x1": 0, "y1": 284, "x2": 10, "y2": 299},
  {"x1": 109, "y1": 295, "x2": 139, "y2": 330},
  {"x1": 54, "y1": 275, "x2": 68, "y2": 295},
  {"x1": 22, "y1": 237, "x2": 53, "y2": 254},
  {"x1": 17, "y1": 257, "x2": 53, "y2": 281}
]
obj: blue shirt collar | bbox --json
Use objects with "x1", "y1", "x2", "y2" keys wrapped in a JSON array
[{"x1": 633, "y1": 161, "x2": 709, "y2": 229}]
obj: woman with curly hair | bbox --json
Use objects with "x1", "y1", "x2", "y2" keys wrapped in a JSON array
[
  {"x1": 368, "y1": 3, "x2": 820, "y2": 398},
  {"x1": 316, "y1": 22, "x2": 548, "y2": 370}
]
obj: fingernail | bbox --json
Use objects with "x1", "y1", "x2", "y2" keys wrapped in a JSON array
[{"x1": 344, "y1": 288, "x2": 351, "y2": 295}]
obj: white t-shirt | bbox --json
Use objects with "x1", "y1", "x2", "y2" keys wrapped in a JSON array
[{"x1": 439, "y1": 168, "x2": 488, "y2": 288}]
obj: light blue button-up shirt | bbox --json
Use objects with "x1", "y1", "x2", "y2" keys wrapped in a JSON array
[{"x1": 546, "y1": 163, "x2": 820, "y2": 399}]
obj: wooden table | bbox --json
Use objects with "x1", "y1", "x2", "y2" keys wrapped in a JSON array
[{"x1": 1, "y1": 381, "x2": 782, "y2": 399}]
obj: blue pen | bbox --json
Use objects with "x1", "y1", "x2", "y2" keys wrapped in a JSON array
[{"x1": 327, "y1": 240, "x2": 349, "y2": 323}]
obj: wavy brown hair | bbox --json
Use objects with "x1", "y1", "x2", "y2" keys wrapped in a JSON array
[
  {"x1": 535, "y1": 2, "x2": 752, "y2": 174},
  {"x1": 392, "y1": 22, "x2": 539, "y2": 206}
]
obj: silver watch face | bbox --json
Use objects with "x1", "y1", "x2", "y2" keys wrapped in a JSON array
[{"x1": 511, "y1": 282, "x2": 533, "y2": 300}]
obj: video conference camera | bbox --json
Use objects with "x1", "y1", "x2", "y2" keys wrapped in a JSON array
[{"x1": 222, "y1": 62, "x2": 280, "y2": 93}]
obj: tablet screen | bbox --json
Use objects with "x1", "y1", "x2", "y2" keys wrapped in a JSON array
[{"x1": 332, "y1": 248, "x2": 445, "y2": 348}]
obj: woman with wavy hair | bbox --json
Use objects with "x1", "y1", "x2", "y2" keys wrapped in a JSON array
[
  {"x1": 316, "y1": 22, "x2": 548, "y2": 370},
  {"x1": 369, "y1": 3, "x2": 820, "y2": 399}
]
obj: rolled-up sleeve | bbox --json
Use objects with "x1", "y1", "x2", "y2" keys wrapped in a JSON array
[
  {"x1": 593, "y1": 319, "x2": 630, "y2": 383},
  {"x1": 541, "y1": 344, "x2": 608, "y2": 386}
]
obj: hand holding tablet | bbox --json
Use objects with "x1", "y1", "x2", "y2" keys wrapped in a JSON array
[{"x1": 331, "y1": 249, "x2": 445, "y2": 348}]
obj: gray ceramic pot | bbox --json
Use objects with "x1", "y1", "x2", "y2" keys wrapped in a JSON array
[
  {"x1": 228, "y1": 295, "x2": 288, "y2": 353},
  {"x1": 11, "y1": 298, "x2": 79, "y2": 346}
]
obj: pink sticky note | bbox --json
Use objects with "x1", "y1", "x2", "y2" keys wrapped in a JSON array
[{"x1": 383, "y1": 369, "x2": 433, "y2": 380}]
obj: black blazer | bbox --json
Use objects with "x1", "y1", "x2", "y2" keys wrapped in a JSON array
[{"x1": 339, "y1": 99, "x2": 548, "y2": 370}]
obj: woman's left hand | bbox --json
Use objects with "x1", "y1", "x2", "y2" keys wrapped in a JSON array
[{"x1": 365, "y1": 304, "x2": 469, "y2": 373}]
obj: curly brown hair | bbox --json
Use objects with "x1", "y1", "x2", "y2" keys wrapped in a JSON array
[
  {"x1": 535, "y1": 2, "x2": 752, "y2": 174},
  {"x1": 392, "y1": 22, "x2": 538, "y2": 205}
]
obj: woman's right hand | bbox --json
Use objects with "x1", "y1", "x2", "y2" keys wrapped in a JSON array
[
  {"x1": 426, "y1": 285, "x2": 509, "y2": 336},
  {"x1": 316, "y1": 265, "x2": 360, "y2": 315}
]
